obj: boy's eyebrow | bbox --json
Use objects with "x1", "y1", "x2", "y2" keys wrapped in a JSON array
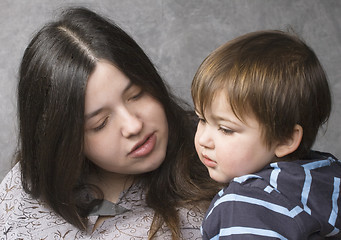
[
  {"x1": 194, "y1": 109, "x2": 201, "y2": 116},
  {"x1": 85, "y1": 82, "x2": 134, "y2": 120},
  {"x1": 212, "y1": 113, "x2": 240, "y2": 126},
  {"x1": 194, "y1": 107, "x2": 241, "y2": 126}
]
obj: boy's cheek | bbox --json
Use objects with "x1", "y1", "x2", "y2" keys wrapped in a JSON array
[{"x1": 194, "y1": 133, "x2": 201, "y2": 155}]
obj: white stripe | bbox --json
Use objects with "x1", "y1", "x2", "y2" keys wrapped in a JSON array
[
  {"x1": 216, "y1": 227, "x2": 288, "y2": 240},
  {"x1": 233, "y1": 174, "x2": 261, "y2": 184},
  {"x1": 329, "y1": 177, "x2": 340, "y2": 226},
  {"x1": 218, "y1": 188, "x2": 224, "y2": 197},
  {"x1": 210, "y1": 235, "x2": 219, "y2": 240},
  {"x1": 303, "y1": 158, "x2": 333, "y2": 170},
  {"x1": 302, "y1": 168, "x2": 312, "y2": 214},
  {"x1": 264, "y1": 185, "x2": 273, "y2": 193},
  {"x1": 301, "y1": 158, "x2": 334, "y2": 215},
  {"x1": 270, "y1": 162, "x2": 281, "y2": 189},
  {"x1": 326, "y1": 227, "x2": 340, "y2": 237},
  {"x1": 206, "y1": 194, "x2": 303, "y2": 219}
]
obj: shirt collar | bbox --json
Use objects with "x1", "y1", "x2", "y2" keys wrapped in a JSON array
[{"x1": 89, "y1": 199, "x2": 129, "y2": 216}]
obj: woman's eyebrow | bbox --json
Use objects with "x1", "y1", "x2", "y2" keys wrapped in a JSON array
[
  {"x1": 85, "y1": 108, "x2": 105, "y2": 120},
  {"x1": 122, "y1": 81, "x2": 134, "y2": 94}
]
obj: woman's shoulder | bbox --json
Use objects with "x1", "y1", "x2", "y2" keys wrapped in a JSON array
[
  {"x1": 0, "y1": 162, "x2": 22, "y2": 201},
  {"x1": 0, "y1": 163, "x2": 86, "y2": 239},
  {"x1": 177, "y1": 204, "x2": 204, "y2": 238},
  {"x1": 147, "y1": 205, "x2": 203, "y2": 239}
]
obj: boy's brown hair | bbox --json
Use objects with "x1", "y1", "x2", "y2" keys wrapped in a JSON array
[{"x1": 191, "y1": 30, "x2": 331, "y2": 159}]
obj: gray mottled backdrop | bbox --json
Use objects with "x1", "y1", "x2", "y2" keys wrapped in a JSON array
[{"x1": 1, "y1": 0, "x2": 340, "y2": 181}]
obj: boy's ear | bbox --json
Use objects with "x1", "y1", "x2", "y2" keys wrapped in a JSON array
[{"x1": 275, "y1": 124, "x2": 303, "y2": 158}]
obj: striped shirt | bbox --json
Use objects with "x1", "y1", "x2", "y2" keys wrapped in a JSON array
[{"x1": 201, "y1": 151, "x2": 341, "y2": 239}]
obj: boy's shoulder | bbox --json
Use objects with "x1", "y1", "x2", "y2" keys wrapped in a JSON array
[
  {"x1": 256, "y1": 150, "x2": 339, "y2": 179},
  {"x1": 204, "y1": 151, "x2": 341, "y2": 239},
  {"x1": 213, "y1": 150, "x2": 340, "y2": 207}
]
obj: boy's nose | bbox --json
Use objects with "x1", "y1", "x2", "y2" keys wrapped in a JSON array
[{"x1": 197, "y1": 127, "x2": 214, "y2": 149}]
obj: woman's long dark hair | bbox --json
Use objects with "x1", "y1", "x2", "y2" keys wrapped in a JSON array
[{"x1": 17, "y1": 7, "x2": 219, "y2": 239}]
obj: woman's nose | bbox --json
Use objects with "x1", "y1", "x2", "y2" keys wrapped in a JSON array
[{"x1": 119, "y1": 108, "x2": 143, "y2": 138}]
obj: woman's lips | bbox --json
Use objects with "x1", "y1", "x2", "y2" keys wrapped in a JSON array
[
  {"x1": 202, "y1": 155, "x2": 217, "y2": 168},
  {"x1": 128, "y1": 133, "x2": 156, "y2": 158}
]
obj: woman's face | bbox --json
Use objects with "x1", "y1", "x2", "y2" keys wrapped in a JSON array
[{"x1": 84, "y1": 61, "x2": 169, "y2": 175}]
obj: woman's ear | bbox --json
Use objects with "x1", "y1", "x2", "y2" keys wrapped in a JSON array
[{"x1": 275, "y1": 124, "x2": 303, "y2": 158}]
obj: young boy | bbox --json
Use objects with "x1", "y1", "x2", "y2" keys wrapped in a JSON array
[{"x1": 191, "y1": 30, "x2": 341, "y2": 239}]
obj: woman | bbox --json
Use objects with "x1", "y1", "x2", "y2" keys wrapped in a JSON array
[{"x1": 0, "y1": 7, "x2": 219, "y2": 239}]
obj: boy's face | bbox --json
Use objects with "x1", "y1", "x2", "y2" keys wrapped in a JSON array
[{"x1": 194, "y1": 91, "x2": 277, "y2": 183}]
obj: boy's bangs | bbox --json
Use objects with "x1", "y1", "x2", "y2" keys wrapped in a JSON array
[{"x1": 194, "y1": 75, "x2": 225, "y2": 116}]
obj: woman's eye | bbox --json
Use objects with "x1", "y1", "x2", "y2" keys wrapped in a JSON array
[
  {"x1": 219, "y1": 126, "x2": 234, "y2": 135},
  {"x1": 128, "y1": 90, "x2": 144, "y2": 101},
  {"x1": 93, "y1": 117, "x2": 109, "y2": 132}
]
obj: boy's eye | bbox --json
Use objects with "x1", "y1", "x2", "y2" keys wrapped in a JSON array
[
  {"x1": 198, "y1": 117, "x2": 206, "y2": 124},
  {"x1": 195, "y1": 111, "x2": 206, "y2": 124},
  {"x1": 93, "y1": 116, "x2": 109, "y2": 132},
  {"x1": 195, "y1": 115, "x2": 206, "y2": 125},
  {"x1": 219, "y1": 126, "x2": 234, "y2": 135}
]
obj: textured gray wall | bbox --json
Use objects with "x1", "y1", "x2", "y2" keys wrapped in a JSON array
[{"x1": 1, "y1": 0, "x2": 340, "y2": 181}]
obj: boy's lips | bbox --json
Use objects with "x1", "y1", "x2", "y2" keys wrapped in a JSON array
[
  {"x1": 202, "y1": 154, "x2": 217, "y2": 168},
  {"x1": 128, "y1": 133, "x2": 156, "y2": 158}
]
